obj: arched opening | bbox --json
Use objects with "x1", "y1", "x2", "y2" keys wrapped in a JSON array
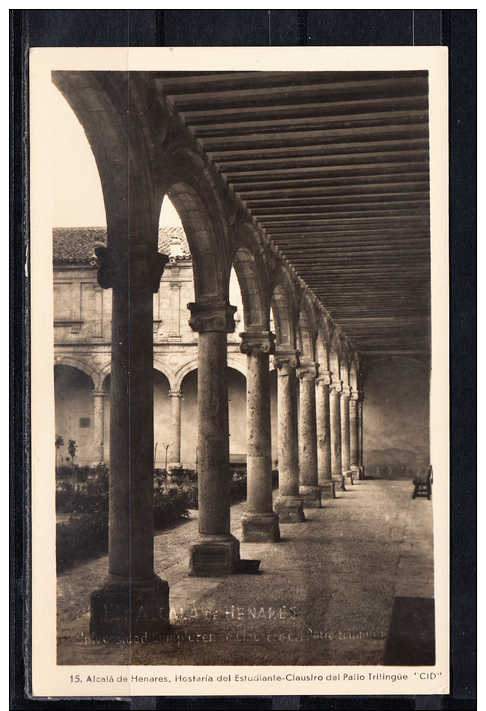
[
  {"x1": 179, "y1": 366, "x2": 247, "y2": 468},
  {"x1": 51, "y1": 83, "x2": 106, "y2": 228},
  {"x1": 297, "y1": 308, "x2": 315, "y2": 362},
  {"x1": 232, "y1": 243, "x2": 269, "y2": 332},
  {"x1": 271, "y1": 286, "x2": 293, "y2": 349},
  {"x1": 228, "y1": 367, "x2": 247, "y2": 461},
  {"x1": 54, "y1": 365, "x2": 95, "y2": 467},
  {"x1": 228, "y1": 267, "x2": 244, "y2": 340},
  {"x1": 329, "y1": 342, "x2": 341, "y2": 383},
  {"x1": 153, "y1": 370, "x2": 172, "y2": 470},
  {"x1": 316, "y1": 326, "x2": 329, "y2": 373},
  {"x1": 165, "y1": 180, "x2": 226, "y2": 301},
  {"x1": 180, "y1": 368, "x2": 199, "y2": 467}
]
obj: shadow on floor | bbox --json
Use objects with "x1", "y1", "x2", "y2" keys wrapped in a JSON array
[{"x1": 383, "y1": 596, "x2": 435, "y2": 665}]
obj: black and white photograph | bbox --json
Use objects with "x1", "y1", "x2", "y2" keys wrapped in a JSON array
[{"x1": 29, "y1": 45, "x2": 449, "y2": 697}]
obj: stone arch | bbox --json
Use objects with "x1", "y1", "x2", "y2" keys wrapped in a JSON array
[
  {"x1": 54, "y1": 356, "x2": 97, "y2": 388},
  {"x1": 349, "y1": 359, "x2": 359, "y2": 390},
  {"x1": 52, "y1": 71, "x2": 166, "y2": 248},
  {"x1": 316, "y1": 325, "x2": 330, "y2": 372},
  {"x1": 329, "y1": 334, "x2": 342, "y2": 383},
  {"x1": 231, "y1": 222, "x2": 272, "y2": 331},
  {"x1": 173, "y1": 359, "x2": 199, "y2": 392},
  {"x1": 270, "y1": 267, "x2": 299, "y2": 349},
  {"x1": 226, "y1": 354, "x2": 248, "y2": 378},
  {"x1": 163, "y1": 149, "x2": 229, "y2": 302},
  {"x1": 153, "y1": 361, "x2": 175, "y2": 387},
  {"x1": 297, "y1": 294, "x2": 317, "y2": 362},
  {"x1": 99, "y1": 361, "x2": 112, "y2": 391},
  {"x1": 339, "y1": 343, "x2": 351, "y2": 387}
]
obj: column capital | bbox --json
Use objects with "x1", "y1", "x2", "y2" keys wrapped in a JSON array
[
  {"x1": 92, "y1": 389, "x2": 106, "y2": 398},
  {"x1": 296, "y1": 361, "x2": 318, "y2": 381},
  {"x1": 95, "y1": 244, "x2": 169, "y2": 293},
  {"x1": 342, "y1": 385, "x2": 352, "y2": 398},
  {"x1": 316, "y1": 370, "x2": 332, "y2": 386},
  {"x1": 239, "y1": 331, "x2": 275, "y2": 356},
  {"x1": 329, "y1": 379, "x2": 343, "y2": 394},
  {"x1": 168, "y1": 390, "x2": 182, "y2": 398},
  {"x1": 187, "y1": 300, "x2": 237, "y2": 334},
  {"x1": 349, "y1": 388, "x2": 360, "y2": 402},
  {"x1": 273, "y1": 349, "x2": 300, "y2": 373}
]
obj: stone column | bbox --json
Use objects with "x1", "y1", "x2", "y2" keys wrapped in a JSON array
[
  {"x1": 90, "y1": 241, "x2": 170, "y2": 641},
  {"x1": 92, "y1": 389, "x2": 105, "y2": 464},
  {"x1": 239, "y1": 331, "x2": 280, "y2": 542},
  {"x1": 169, "y1": 280, "x2": 182, "y2": 340},
  {"x1": 358, "y1": 391, "x2": 366, "y2": 479},
  {"x1": 316, "y1": 371, "x2": 335, "y2": 499},
  {"x1": 329, "y1": 377, "x2": 343, "y2": 488},
  {"x1": 341, "y1": 385, "x2": 351, "y2": 474},
  {"x1": 168, "y1": 390, "x2": 182, "y2": 469},
  {"x1": 273, "y1": 350, "x2": 305, "y2": 523},
  {"x1": 187, "y1": 299, "x2": 240, "y2": 575},
  {"x1": 349, "y1": 389, "x2": 360, "y2": 469},
  {"x1": 297, "y1": 362, "x2": 321, "y2": 508}
]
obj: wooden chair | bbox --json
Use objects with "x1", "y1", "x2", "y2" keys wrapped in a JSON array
[{"x1": 412, "y1": 466, "x2": 433, "y2": 499}]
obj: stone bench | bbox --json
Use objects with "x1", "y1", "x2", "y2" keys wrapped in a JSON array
[{"x1": 412, "y1": 466, "x2": 433, "y2": 500}]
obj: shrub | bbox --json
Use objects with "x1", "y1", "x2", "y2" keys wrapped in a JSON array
[
  {"x1": 57, "y1": 514, "x2": 108, "y2": 572},
  {"x1": 56, "y1": 464, "x2": 109, "y2": 514},
  {"x1": 56, "y1": 463, "x2": 191, "y2": 569},
  {"x1": 153, "y1": 487, "x2": 190, "y2": 530}
]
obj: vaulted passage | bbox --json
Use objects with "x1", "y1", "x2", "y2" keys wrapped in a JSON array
[{"x1": 52, "y1": 68, "x2": 432, "y2": 662}]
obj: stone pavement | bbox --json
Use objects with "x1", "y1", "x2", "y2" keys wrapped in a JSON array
[{"x1": 57, "y1": 478, "x2": 434, "y2": 666}]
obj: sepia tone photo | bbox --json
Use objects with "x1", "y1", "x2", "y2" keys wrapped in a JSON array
[{"x1": 30, "y1": 47, "x2": 449, "y2": 697}]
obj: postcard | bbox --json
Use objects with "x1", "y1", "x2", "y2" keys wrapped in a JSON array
[{"x1": 29, "y1": 46, "x2": 449, "y2": 698}]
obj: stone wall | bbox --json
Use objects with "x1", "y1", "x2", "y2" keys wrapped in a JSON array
[{"x1": 362, "y1": 358, "x2": 430, "y2": 478}]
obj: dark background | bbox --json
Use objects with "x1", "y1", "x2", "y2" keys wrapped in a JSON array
[{"x1": 10, "y1": 10, "x2": 476, "y2": 711}]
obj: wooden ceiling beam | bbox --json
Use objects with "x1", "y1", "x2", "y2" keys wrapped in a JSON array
[
  {"x1": 267, "y1": 224, "x2": 429, "y2": 235},
  {"x1": 191, "y1": 110, "x2": 428, "y2": 137},
  {"x1": 218, "y1": 149, "x2": 429, "y2": 173},
  {"x1": 239, "y1": 182, "x2": 430, "y2": 199},
  {"x1": 203, "y1": 127, "x2": 429, "y2": 153},
  {"x1": 228, "y1": 175, "x2": 429, "y2": 195},
  {"x1": 155, "y1": 69, "x2": 427, "y2": 93},
  {"x1": 167, "y1": 76, "x2": 428, "y2": 108},
  {"x1": 253, "y1": 206, "x2": 429, "y2": 220},
  {"x1": 244, "y1": 191, "x2": 427, "y2": 207},
  {"x1": 225, "y1": 162, "x2": 429, "y2": 181},
  {"x1": 179, "y1": 94, "x2": 428, "y2": 123}
]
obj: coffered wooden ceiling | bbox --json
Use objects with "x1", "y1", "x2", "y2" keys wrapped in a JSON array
[{"x1": 153, "y1": 70, "x2": 431, "y2": 361}]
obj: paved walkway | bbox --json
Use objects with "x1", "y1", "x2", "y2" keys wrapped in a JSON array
[{"x1": 57, "y1": 479, "x2": 433, "y2": 666}]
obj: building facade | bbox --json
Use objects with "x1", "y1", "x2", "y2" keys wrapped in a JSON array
[{"x1": 54, "y1": 226, "x2": 263, "y2": 469}]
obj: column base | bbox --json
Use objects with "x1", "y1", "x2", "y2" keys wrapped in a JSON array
[
  {"x1": 188, "y1": 534, "x2": 240, "y2": 577},
  {"x1": 167, "y1": 462, "x2": 183, "y2": 472},
  {"x1": 241, "y1": 512, "x2": 280, "y2": 543},
  {"x1": 274, "y1": 495, "x2": 305, "y2": 523},
  {"x1": 299, "y1": 485, "x2": 322, "y2": 508},
  {"x1": 344, "y1": 469, "x2": 355, "y2": 485},
  {"x1": 354, "y1": 464, "x2": 365, "y2": 480},
  {"x1": 319, "y1": 481, "x2": 336, "y2": 499},
  {"x1": 90, "y1": 573, "x2": 170, "y2": 642}
]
